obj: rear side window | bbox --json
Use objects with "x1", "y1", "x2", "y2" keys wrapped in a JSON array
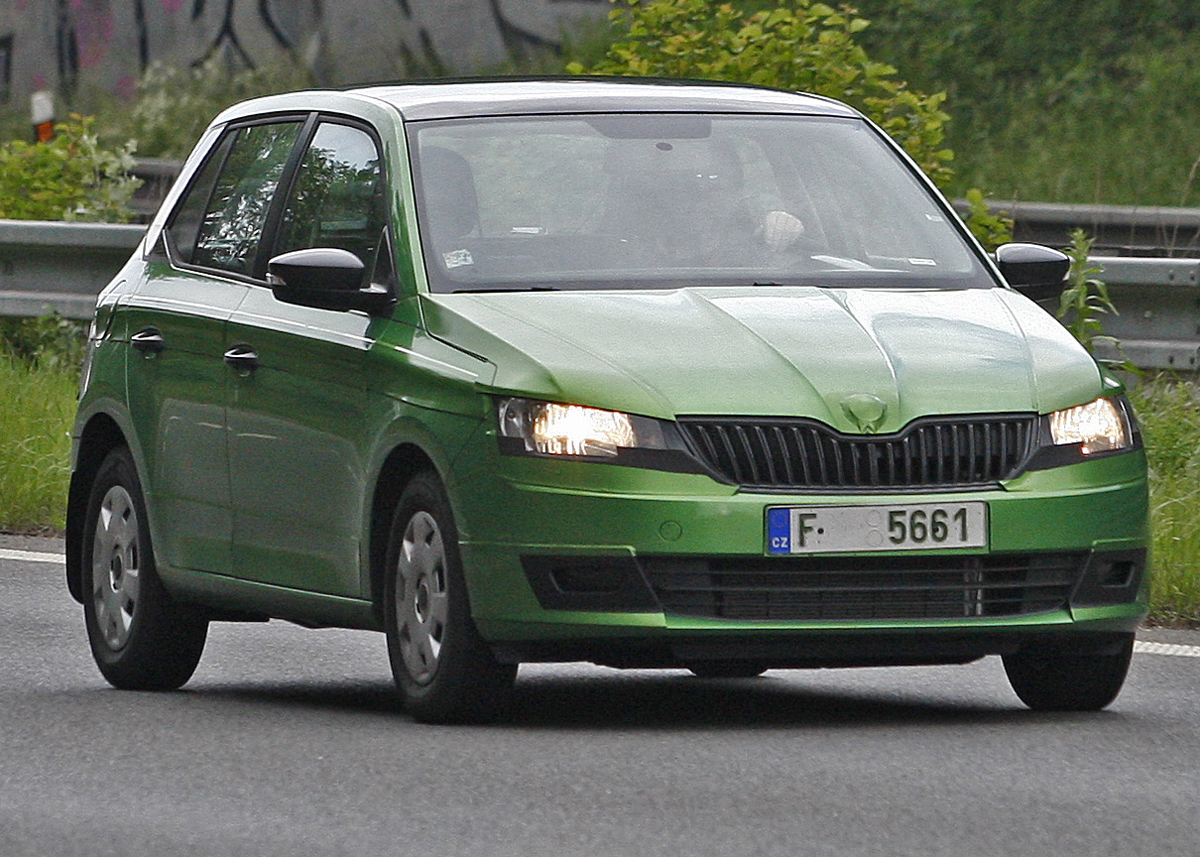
[{"x1": 169, "y1": 121, "x2": 304, "y2": 277}]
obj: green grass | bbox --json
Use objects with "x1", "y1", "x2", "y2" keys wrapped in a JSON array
[
  {"x1": 1129, "y1": 375, "x2": 1200, "y2": 626},
  {"x1": 948, "y1": 63, "x2": 1200, "y2": 207},
  {"x1": 0, "y1": 353, "x2": 77, "y2": 533}
]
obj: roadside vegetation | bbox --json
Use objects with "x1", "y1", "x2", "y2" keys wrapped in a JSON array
[
  {"x1": 0, "y1": 0, "x2": 1195, "y2": 622},
  {"x1": 0, "y1": 346, "x2": 77, "y2": 534},
  {"x1": 0, "y1": 316, "x2": 86, "y2": 533},
  {"x1": 849, "y1": 0, "x2": 1200, "y2": 206},
  {"x1": 1129, "y1": 377, "x2": 1200, "y2": 625},
  {"x1": 0, "y1": 115, "x2": 140, "y2": 222}
]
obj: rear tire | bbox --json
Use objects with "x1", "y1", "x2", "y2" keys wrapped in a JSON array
[
  {"x1": 82, "y1": 447, "x2": 208, "y2": 690},
  {"x1": 384, "y1": 471, "x2": 516, "y2": 723},
  {"x1": 1003, "y1": 637, "x2": 1134, "y2": 711}
]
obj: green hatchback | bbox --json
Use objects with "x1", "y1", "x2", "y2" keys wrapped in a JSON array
[{"x1": 66, "y1": 79, "x2": 1149, "y2": 722}]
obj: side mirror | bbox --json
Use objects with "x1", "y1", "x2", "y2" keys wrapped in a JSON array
[
  {"x1": 267, "y1": 247, "x2": 393, "y2": 314},
  {"x1": 994, "y1": 243, "x2": 1070, "y2": 300}
]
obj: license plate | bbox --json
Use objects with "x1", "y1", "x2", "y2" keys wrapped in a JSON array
[{"x1": 766, "y1": 502, "x2": 988, "y2": 555}]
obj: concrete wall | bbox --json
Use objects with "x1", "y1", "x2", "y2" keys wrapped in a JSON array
[{"x1": 0, "y1": 0, "x2": 608, "y2": 109}]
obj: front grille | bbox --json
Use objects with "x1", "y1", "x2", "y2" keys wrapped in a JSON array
[
  {"x1": 679, "y1": 415, "x2": 1037, "y2": 490},
  {"x1": 643, "y1": 553, "x2": 1085, "y2": 621}
]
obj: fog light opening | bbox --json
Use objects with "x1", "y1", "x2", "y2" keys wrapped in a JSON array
[{"x1": 1098, "y1": 561, "x2": 1136, "y2": 588}]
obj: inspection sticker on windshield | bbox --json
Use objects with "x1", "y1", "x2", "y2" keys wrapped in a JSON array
[
  {"x1": 766, "y1": 502, "x2": 988, "y2": 554},
  {"x1": 443, "y1": 248, "x2": 474, "y2": 269}
]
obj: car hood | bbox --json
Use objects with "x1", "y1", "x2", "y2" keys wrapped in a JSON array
[{"x1": 421, "y1": 287, "x2": 1102, "y2": 432}]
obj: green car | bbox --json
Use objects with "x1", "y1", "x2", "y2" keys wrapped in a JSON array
[{"x1": 65, "y1": 79, "x2": 1148, "y2": 722}]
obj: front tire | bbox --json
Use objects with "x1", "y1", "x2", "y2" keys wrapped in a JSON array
[
  {"x1": 1003, "y1": 636, "x2": 1134, "y2": 711},
  {"x1": 384, "y1": 472, "x2": 516, "y2": 723},
  {"x1": 82, "y1": 447, "x2": 208, "y2": 690}
]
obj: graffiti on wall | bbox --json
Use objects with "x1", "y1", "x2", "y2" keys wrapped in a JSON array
[{"x1": 0, "y1": 0, "x2": 607, "y2": 106}]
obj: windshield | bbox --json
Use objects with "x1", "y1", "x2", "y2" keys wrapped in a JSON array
[{"x1": 410, "y1": 113, "x2": 992, "y2": 293}]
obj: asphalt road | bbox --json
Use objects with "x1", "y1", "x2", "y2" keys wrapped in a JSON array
[{"x1": 3, "y1": 537, "x2": 1199, "y2": 857}]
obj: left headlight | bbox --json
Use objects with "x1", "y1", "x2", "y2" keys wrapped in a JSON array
[
  {"x1": 1048, "y1": 396, "x2": 1132, "y2": 454},
  {"x1": 1020, "y1": 395, "x2": 1139, "y2": 475},
  {"x1": 497, "y1": 398, "x2": 669, "y2": 457}
]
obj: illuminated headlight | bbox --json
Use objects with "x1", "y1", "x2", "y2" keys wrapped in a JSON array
[
  {"x1": 1048, "y1": 397, "x2": 1132, "y2": 455},
  {"x1": 497, "y1": 398, "x2": 668, "y2": 458}
]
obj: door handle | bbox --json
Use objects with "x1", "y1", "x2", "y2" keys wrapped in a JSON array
[
  {"x1": 223, "y1": 344, "x2": 259, "y2": 374},
  {"x1": 131, "y1": 327, "x2": 165, "y2": 354}
]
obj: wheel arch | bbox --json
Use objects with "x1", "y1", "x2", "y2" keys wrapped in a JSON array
[
  {"x1": 367, "y1": 443, "x2": 440, "y2": 620},
  {"x1": 65, "y1": 412, "x2": 129, "y2": 603}
]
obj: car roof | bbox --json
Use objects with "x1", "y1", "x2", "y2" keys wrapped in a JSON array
[
  {"x1": 362, "y1": 78, "x2": 858, "y2": 121},
  {"x1": 217, "y1": 78, "x2": 861, "y2": 124}
]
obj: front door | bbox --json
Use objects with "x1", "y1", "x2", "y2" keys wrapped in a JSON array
[{"x1": 225, "y1": 120, "x2": 392, "y2": 596}]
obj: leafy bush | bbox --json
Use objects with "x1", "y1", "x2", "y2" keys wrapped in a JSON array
[
  {"x1": 0, "y1": 114, "x2": 140, "y2": 222},
  {"x1": 0, "y1": 313, "x2": 87, "y2": 372},
  {"x1": 961, "y1": 189, "x2": 1014, "y2": 252},
  {"x1": 1057, "y1": 229, "x2": 1118, "y2": 354}
]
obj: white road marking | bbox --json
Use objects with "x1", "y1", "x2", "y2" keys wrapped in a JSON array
[
  {"x1": 1134, "y1": 641, "x2": 1200, "y2": 659},
  {"x1": 0, "y1": 548, "x2": 64, "y2": 565}
]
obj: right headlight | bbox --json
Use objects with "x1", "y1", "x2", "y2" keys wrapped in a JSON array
[
  {"x1": 494, "y1": 397, "x2": 706, "y2": 474},
  {"x1": 497, "y1": 398, "x2": 667, "y2": 458}
]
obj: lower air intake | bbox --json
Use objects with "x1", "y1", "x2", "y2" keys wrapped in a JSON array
[{"x1": 643, "y1": 553, "x2": 1085, "y2": 621}]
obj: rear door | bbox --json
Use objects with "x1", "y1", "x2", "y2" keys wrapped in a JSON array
[{"x1": 126, "y1": 119, "x2": 306, "y2": 575}]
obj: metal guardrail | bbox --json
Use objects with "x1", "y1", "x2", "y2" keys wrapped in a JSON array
[
  {"x1": 955, "y1": 199, "x2": 1200, "y2": 259},
  {"x1": 126, "y1": 165, "x2": 1200, "y2": 256},
  {"x1": 0, "y1": 219, "x2": 145, "y2": 321},
  {"x1": 1088, "y1": 256, "x2": 1200, "y2": 371},
  {"x1": 0, "y1": 218, "x2": 1197, "y2": 370}
]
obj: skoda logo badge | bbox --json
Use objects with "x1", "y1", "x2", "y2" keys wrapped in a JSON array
[{"x1": 841, "y1": 393, "x2": 888, "y2": 434}]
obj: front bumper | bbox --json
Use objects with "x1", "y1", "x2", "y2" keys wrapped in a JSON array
[{"x1": 450, "y1": 440, "x2": 1148, "y2": 665}]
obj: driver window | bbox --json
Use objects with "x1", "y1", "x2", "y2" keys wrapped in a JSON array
[{"x1": 275, "y1": 122, "x2": 392, "y2": 287}]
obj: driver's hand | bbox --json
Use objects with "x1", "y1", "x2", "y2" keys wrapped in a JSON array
[{"x1": 759, "y1": 210, "x2": 805, "y2": 251}]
